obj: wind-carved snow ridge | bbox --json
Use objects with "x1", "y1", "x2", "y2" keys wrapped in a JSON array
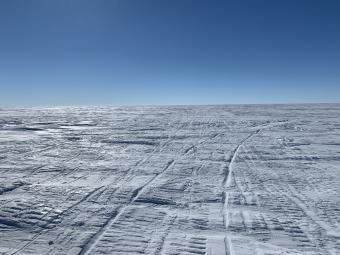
[{"x1": 0, "y1": 104, "x2": 340, "y2": 255}]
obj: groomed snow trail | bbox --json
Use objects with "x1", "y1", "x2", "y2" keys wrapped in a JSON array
[{"x1": 0, "y1": 105, "x2": 340, "y2": 255}]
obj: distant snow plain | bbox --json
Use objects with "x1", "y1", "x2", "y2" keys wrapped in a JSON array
[{"x1": 0, "y1": 104, "x2": 339, "y2": 255}]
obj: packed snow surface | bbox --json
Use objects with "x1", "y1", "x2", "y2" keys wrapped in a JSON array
[{"x1": 0, "y1": 105, "x2": 340, "y2": 255}]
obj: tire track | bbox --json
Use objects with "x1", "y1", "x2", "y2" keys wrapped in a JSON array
[
  {"x1": 156, "y1": 214, "x2": 178, "y2": 255},
  {"x1": 78, "y1": 159, "x2": 175, "y2": 255},
  {"x1": 76, "y1": 120, "x2": 191, "y2": 255},
  {"x1": 79, "y1": 117, "x2": 219, "y2": 255},
  {"x1": 222, "y1": 121, "x2": 287, "y2": 254},
  {"x1": 244, "y1": 138, "x2": 338, "y2": 252},
  {"x1": 6, "y1": 186, "x2": 105, "y2": 255}
]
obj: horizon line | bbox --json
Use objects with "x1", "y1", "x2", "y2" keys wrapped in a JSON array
[{"x1": 1, "y1": 102, "x2": 340, "y2": 110}]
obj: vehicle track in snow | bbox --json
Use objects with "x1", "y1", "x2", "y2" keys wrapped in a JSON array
[
  {"x1": 79, "y1": 117, "x2": 220, "y2": 255},
  {"x1": 1, "y1": 105, "x2": 340, "y2": 255}
]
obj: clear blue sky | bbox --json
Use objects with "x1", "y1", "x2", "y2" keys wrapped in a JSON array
[{"x1": 0, "y1": 0, "x2": 339, "y2": 106}]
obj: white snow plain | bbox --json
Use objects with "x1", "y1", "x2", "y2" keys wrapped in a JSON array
[{"x1": 0, "y1": 105, "x2": 340, "y2": 255}]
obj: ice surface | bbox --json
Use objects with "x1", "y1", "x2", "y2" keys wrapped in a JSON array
[{"x1": 0, "y1": 105, "x2": 340, "y2": 255}]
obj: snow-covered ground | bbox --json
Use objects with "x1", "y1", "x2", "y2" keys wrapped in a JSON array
[{"x1": 0, "y1": 105, "x2": 340, "y2": 255}]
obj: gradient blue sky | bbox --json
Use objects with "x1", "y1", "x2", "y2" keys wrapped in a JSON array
[{"x1": 1, "y1": 0, "x2": 340, "y2": 106}]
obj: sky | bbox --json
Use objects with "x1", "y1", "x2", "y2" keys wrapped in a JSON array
[{"x1": 0, "y1": 0, "x2": 340, "y2": 106}]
